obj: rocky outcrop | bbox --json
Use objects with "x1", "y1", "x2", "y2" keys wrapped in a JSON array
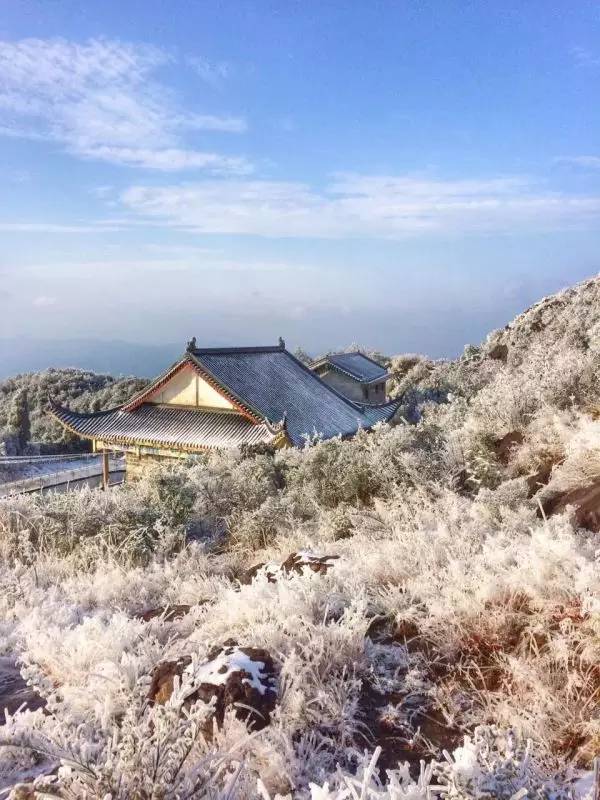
[
  {"x1": 148, "y1": 642, "x2": 277, "y2": 732},
  {"x1": 540, "y1": 480, "x2": 600, "y2": 532},
  {"x1": 240, "y1": 562, "x2": 279, "y2": 584},
  {"x1": 148, "y1": 656, "x2": 192, "y2": 705}
]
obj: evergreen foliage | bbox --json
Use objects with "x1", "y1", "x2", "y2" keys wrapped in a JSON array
[
  {"x1": 0, "y1": 368, "x2": 147, "y2": 450},
  {"x1": 6, "y1": 389, "x2": 30, "y2": 453}
]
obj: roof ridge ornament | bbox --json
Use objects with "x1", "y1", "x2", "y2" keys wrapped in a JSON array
[
  {"x1": 268, "y1": 411, "x2": 288, "y2": 434},
  {"x1": 278, "y1": 336, "x2": 285, "y2": 349},
  {"x1": 186, "y1": 336, "x2": 197, "y2": 352}
]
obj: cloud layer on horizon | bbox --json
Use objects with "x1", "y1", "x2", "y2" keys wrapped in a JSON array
[{"x1": 118, "y1": 173, "x2": 600, "y2": 238}]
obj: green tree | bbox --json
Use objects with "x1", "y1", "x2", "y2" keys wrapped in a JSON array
[{"x1": 7, "y1": 388, "x2": 31, "y2": 452}]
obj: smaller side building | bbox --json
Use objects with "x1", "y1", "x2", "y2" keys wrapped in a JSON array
[{"x1": 311, "y1": 352, "x2": 389, "y2": 404}]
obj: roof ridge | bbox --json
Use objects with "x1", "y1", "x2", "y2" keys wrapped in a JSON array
[
  {"x1": 330, "y1": 351, "x2": 387, "y2": 369},
  {"x1": 192, "y1": 345, "x2": 282, "y2": 355},
  {"x1": 283, "y1": 348, "x2": 371, "y2": 414}
]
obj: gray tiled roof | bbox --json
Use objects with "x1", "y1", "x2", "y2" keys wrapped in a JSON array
[
  {"x1": 49, "y1": 344, "x2": 401, "y2": 451},
  {"x1": 49, "y1": 402, "x2": 276, "y2": 450},
  {"x1": 190, "y1": 346, "x2": 399, "y2": 446},
  {"x1": 320, "y1": 352, "x2": 388, "y2": 383}
]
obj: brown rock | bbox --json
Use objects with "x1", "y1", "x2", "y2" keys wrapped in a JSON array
[
  {"x1": 493, "y1": 431, "x2": 524, "y2": 466},
  {"x1": 137, "y1": 604, "x2": 192, "y2": 622},
  {"x1": 540, "y1": 481, "x2": 600, "y2": 532},
  {"x1": 526, "y1": 460, "x2": 555, "y2": 497},
  {"x1": 240, "y1": 562, "x2": 278, "y2": 585},
  {"x1": 242, "y1": 552, "x2": 339, "y2": 584},
  {"x1": 148, "y1": 643, "x2": 277, "y2": 732},
  {"x1": 488, "y1": 343, "x2": 509, "y2": 361},
  {"x1": 356, "y1": 680, "x2": 461, "y2": 773},
  {"x1": 394, "y1": 619, "x2": 420, "y2": 641},
  {"x1": 280, "y1": 551, "x2": 339, "y2": 576},
  {"x1": 147, "y1": 656, "x2": 192, "y2": 705}
]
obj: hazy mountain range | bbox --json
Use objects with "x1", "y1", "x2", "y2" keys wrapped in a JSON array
[{"x1": 0, "y1": 338, "x2": 186, "y2": 380}]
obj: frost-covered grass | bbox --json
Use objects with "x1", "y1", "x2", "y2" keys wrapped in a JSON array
[
  {"x1": 1, "y1": 433, "x2": 598, "y2": 796},
  {"x1": 1, "y1": 278, "x2": 600, "y2": 797}
]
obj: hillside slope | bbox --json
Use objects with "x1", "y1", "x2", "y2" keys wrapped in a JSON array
[
  {"x1": 390, "y1": 275, "x2": 600, "y2": 421},
  {"x1": 0, "y1": 369, "x2": 147, "y2": 449},
  {"x1": 484, "y1": 275, "x2": 600, "y2": 363}
]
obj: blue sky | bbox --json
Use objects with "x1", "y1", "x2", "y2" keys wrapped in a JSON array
[{"x1": 1, "y1": 0, "x2": 600, "y2": 357}]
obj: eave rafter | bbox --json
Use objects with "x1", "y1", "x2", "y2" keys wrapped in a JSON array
[{"x1": 47, "y1": 398, "x2": 288, "y2": 453}]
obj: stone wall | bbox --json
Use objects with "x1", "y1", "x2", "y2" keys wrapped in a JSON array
[{"x1": 317, "y1": 368, "x2": 365, "y2": 402}]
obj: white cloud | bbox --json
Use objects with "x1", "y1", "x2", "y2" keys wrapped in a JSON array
[
  {"x1": 0, "y1": 222, "x2": 121, "y2": 233},
  {"x1": 0, "y1": 37, "x2": 249, "y2": 172},
  {"x1": 119, "y1": 172, "x2": 600, "y2": 238},
  {"x1": 32, "y1": 295, "x2": 57, "y2": 307},
  {"x1": 187, "y1": 56, "x2": 232, "y2": 87},
  {"x1": 85, "y1": 146, "x2": 251, "y2": 173},
  {"x1": 23, "y1": 257, "x2": 311, "y2": 277}
]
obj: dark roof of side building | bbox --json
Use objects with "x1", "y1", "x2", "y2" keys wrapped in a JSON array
[
  {"x1": 49, "y1": 342, "x2": 401, "y2": 450},
  {"x1": 312, "y1": 351, "x2": 389, "y2": 384}
]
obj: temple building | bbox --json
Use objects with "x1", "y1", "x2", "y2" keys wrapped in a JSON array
[
  {"x1": 49, "y1": 339, "x2": 401, "y2": 482},
  {"x1": 311, "y1": 351, "x2": 390, "y2": 404}
]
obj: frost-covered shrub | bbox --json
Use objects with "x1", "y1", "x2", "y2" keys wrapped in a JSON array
[
  {"x1": 1, "y1": 700, "x2": 251, "y2": 799},
  {"x1": 284, "y1": 427, "x2": 419, "y2": 509},
  {"x1": 0, "y1": 481, "x2": 185, "y2": 567},
  {"x1": 303, "y1": 727, "x2": 576, "y2": 800},
  {"x1": 228, "y1": 495, "x2": 293, "y2": 552},
  {"x1": 286, "y1": 434, "x2": 383, "y2": 508},
  {"x1": 143, "y1": 461, "x2": 198, "y2": 525},
  {"x1": 193, "y1": 453, "x2": 282, "y2": 516},
  {"x1": 317, "y1": 502, "x2": 355, "y2": 540}
]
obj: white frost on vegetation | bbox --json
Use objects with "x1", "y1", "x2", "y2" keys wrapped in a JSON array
[{"x1": 2, "y1": 277, "x2": 600, "y2": 797}]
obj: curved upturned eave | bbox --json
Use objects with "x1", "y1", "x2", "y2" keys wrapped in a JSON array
[{"x1": 47, "y1": 400, "x2": 278, "y2": 452}]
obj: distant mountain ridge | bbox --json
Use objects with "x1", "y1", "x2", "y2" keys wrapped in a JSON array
[{"x1": 0, "y1": 338, "x2": 184, "y2": 380}]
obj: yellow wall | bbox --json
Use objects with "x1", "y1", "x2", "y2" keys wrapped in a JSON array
[{"x1": 152, "y1": 368, "x2": 234, "y2": 409}]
